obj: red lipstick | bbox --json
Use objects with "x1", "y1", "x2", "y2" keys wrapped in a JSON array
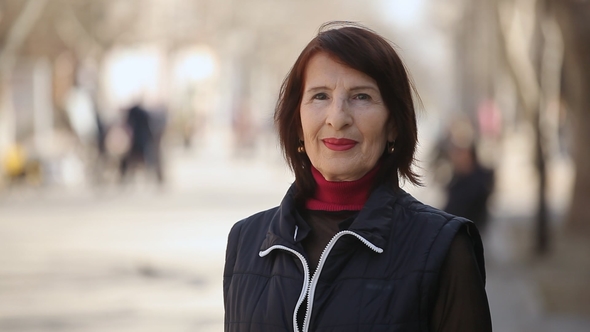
[{"x1": 322, "y1": 138, "x2": 357, "y2": 151}]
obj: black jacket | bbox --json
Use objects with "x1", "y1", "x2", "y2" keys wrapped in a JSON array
[{"x1": 224, "y1": 184, "x2": 485, "y2": 332}]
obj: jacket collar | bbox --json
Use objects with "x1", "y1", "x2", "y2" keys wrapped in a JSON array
[
  {"x1": 259, "y1": 184, "x2": 301, "y2": 252},
  {"x1": 259, "y1": 183, "x2": 402, "y2": 253}
]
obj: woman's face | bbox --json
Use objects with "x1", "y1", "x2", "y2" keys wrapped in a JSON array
[{"x1": 299, "y1": 52, "x2": 394, "y2": 181}]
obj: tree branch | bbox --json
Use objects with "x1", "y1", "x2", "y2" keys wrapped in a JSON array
[{"x1": 0, "y1": 0, "x2": 48, "y2": 79}]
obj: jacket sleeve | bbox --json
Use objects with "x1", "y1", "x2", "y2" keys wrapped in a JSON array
[
  {"x1": 223, "y1": 221, "x2": 243, "y2": 310},
  {"x1": 429, "y1": 225, "x2": 492, "y2": 332}
]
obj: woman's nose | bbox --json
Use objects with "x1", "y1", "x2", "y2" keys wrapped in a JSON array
[{"x1": 325, "y1": 98, "x2": 352, "y2": 130}]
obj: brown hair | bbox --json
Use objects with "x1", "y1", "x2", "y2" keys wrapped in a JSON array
[{"x1": 275, "y1": 21, "x2": 421, "y2": 204}]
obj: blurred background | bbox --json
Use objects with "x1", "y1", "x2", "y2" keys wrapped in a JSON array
[{"x1": 0, "y1": 0, "x2": 589, "y2": 331}]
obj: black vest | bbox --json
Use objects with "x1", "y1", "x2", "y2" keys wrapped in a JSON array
[{"x1": 224, "y1": 185, "x2": 485, "y2": 332}]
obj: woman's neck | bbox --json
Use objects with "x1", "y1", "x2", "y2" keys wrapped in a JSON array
[{"x1": 305, "y1": 165, "x2": 379, "y2": 211}]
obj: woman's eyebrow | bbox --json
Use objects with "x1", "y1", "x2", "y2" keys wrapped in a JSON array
[
  {"x1": 305, "y1": 86, "x2": 329, "y2": 93},
  {"x1": 305, "y1": 85, "x2": 378, "y2": 93},
  {"x1": 349, "y1": 85, "x2": 379, "y2": 92}
]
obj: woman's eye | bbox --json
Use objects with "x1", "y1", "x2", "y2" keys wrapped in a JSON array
[
  {"x1": 354, "y1": 93, "x2": 371, "y2": 101},
  {"x1": 313, "y1": 93, "x2": 328, "y2": 100}
]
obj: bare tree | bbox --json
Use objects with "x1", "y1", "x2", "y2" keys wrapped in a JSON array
[
  {"x1": 0, "y1": 0, "x2": 48, "y2": 150},
  {"x1": 494, "y1": 0, "x2": 556, "y2": 253},
  {"x1": 549, "y1": 0, "x2": 590, "y2": 233}
]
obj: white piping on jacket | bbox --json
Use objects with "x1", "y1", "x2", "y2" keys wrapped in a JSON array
[
  {"x1": 259, "y1": 245, "x2": 310, "y2": 332},
  {"x1": 259, "y1": 231, "x2": 383, "y2": 332}
]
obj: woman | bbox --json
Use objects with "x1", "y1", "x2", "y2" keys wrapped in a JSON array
[{"x1": 224, "y1": 22, "x2": 492, "y2": 332}]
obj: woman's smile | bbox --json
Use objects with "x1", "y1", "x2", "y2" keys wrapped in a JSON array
[{"x1": 322, "y1": 138, "x2": 357, "y2": 151}]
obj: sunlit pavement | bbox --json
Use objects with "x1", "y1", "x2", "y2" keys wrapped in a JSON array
[
  {"x1": 0, "y1": 147, "x2": 293, "y2": 332},
  {"x1": 0, "y1": 146, "x2": 588, "y2": 331}
]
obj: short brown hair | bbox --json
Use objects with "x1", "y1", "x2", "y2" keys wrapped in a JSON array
[{"x1": 275, "y1": 22, "x2": 421, "y2": 204}]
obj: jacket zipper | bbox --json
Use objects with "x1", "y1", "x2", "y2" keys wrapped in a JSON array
[
  {"x1": 259, "y1": 245, "x2": 310, "y2": 332},
  {"x1": 259, "y1": 231, "x2": 383, "y2": 332},
  {"x1": 302, "y1": 231, "x2": 383, "y2": 332}
]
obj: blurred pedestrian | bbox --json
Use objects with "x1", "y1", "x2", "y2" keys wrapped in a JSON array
[
  {"x1": 432, "y1": 118, "x2": 495, "y2": 233},
  {"x1": 119, "y1": 103, "x2": 164, "y2": 184},
  {"x1": 444, "y1": 142, "x2": 495, "y2": 233},
  {"x1": 224, "y1": 22, "x2": 491, "y2": 332}
]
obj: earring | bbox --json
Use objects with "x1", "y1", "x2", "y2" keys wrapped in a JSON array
[
  {"x1": 387, "y1": 141, "x2": 395, "y2": 154},
  {"x1": 298, "y1": 141, "x2": 305, "y2": 153}
]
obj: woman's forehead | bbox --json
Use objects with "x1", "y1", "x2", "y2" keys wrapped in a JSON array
[{"x1": 303, "y1": 53, "x2": 378, "y2": 90}]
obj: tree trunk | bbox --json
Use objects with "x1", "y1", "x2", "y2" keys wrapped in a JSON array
[
  {"x1": 494, "y1": 0, "x2": 551, "y2": 253},
  {"x1": 550, "y1": 1, "x2": 590, "y2": 232},
  {"x1": 0, "y1": 0, "x2": 48, "y2": 150}
]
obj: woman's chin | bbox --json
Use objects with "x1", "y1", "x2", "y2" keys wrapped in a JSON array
[{"x1": 317, "y1": 168, "x2": 367, "y2": 182}]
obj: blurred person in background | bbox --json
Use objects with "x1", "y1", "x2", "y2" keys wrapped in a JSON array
[
  {"x1": 65, "y1": 79, "x2": 102, "y2": 151},
  {"x1": 119, "y1": 102, "x2": 166, "y2": 185},
  {"x1": 64, "y1": 79, "x2": 110, "y2": 186},
  {"x1": 444, "y1": 140, "x2": 495, "y2": 234},
  {"x1": 432, "y1": 119, "x2": 495, "y2": 234},
  {"x1": 224, "y1": 22, "x2": 492, "y2": 332}
]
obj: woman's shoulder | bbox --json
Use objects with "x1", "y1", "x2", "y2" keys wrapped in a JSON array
[
  {"x1": 390, "y1": 189, "x2": 481, "y2": 248},
  {"x1": 231, "y1": 206, "x2": 281, "y2": 234},
  {"x1": 230, "y1": 185, "x2": 298, "y2": 237},
  {"x1": 392, "y1": 191, "x2": 485, "y2": 272},
  {"x1": 226, "y1": 206, "x2": 281, "y2": 259},
  {"x1": 393, "y1": 189, "x2": 466, "y2": 226}
]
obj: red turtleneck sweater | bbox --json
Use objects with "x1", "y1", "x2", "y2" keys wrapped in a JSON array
[{"x1": 305, "y1": 165, "x2": 379, "y2": 211}]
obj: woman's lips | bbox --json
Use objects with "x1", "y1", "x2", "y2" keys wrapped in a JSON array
[{"x1": 322, "y1": 138, "x2": 357, "y2": 151}]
